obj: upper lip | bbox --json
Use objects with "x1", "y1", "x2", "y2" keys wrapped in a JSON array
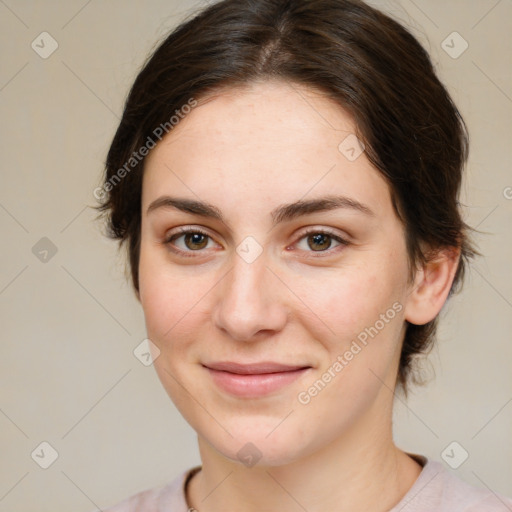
[{"x1": 203, "y1": 361, "x2": 311, "y2": 375}]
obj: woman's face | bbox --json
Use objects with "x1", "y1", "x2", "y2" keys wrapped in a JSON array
[{"x1": 139, "y1": 80, "x2": 414, "y2": 466}]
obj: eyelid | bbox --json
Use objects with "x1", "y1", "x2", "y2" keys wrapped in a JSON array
[
  {"x1": 165, "y1": 226, "x2": 207, "y2": 242},
  {"x1": 294, "y1": 226, "x2": 349, "y2": 241}
]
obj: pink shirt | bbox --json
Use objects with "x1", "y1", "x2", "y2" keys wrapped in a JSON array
[{"x1": 102, "y1": 455, "x2": 512, "y2": 511}]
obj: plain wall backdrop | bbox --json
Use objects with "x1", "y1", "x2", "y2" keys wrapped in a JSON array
[{"x1": 0, "y1": 0, "x2": 511, "y2": 510}]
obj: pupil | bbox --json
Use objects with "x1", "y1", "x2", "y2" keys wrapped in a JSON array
[{"x1": 308, "y1": 233, "x2": 331, "y2": 251}]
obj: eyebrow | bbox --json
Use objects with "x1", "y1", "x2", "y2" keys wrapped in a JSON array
[{"x1": 146, "y1": 194, "x2": 375, "y2": 226}]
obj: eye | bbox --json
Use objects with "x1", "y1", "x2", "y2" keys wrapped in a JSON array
[
  {"x1": 294, "y1": 228, "x2": 349, "y2": 254},
  {"x1": 164, "y1": 227, "x2": 218, "y2": 255},
  {"x1": 163, "y1": 226, "x2": 349, "y2": 258}
]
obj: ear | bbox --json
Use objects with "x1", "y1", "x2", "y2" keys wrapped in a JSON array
[{"x1": 404, "y1": 246, "x2": 461, "y2": 325}]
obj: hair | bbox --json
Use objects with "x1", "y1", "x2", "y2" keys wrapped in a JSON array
[{"x1": 95, "y1": 0, "x2": 478, "y2": 394}]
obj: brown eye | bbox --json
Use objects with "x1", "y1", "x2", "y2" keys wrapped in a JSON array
[
  {"x1": 307, "y1": 233, "x2": 333, "y2": 251},
  {"x1": 294, "y1": 229, "x2": 349, "y2": 255},
  {"x1": 183, "y1": 232, "x2": 209, "y2": 250},
  {"x1": 165, "y1": 228, "x2": 217, "y2": 255}
]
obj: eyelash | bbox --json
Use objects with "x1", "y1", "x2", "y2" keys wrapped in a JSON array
[{"x1": 164, "y1": 226, "x2": 349, "y2": 258}]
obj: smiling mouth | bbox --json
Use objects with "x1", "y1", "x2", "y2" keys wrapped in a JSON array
[{"x1": 202, "y1": 361, "x2": 312, "y2": 397}]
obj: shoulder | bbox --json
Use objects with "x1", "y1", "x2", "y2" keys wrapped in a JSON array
[
  {"x1": 100, "y1": 466, "x2": 200, "y2": 512},
  {"x1": 392, "y1": 455, "x2": 512, "y2": 512},
  {"x1": 436, "y1": 463, "x2": 512, "y2": 512}
]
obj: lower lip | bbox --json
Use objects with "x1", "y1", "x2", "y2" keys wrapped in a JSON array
[{"x1": 206, "y1": 367, "x2": 310, "y2": 398}]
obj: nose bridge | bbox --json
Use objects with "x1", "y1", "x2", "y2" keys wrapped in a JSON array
[{"x1": 213, "y1": 252, "x2": 287, "y2": 341}]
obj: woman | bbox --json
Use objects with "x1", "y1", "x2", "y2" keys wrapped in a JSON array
[{"x1": 96, "y1": 0, "x2": 512, "y2": 510}]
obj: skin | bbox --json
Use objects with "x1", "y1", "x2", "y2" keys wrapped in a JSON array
[{"x1": 138, "y1": 79, "x2": 460, "y2": 512}]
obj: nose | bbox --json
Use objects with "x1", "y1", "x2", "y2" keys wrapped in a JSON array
[{"x1": 212, "y1": 254, "x2": 288, "y2": 342}]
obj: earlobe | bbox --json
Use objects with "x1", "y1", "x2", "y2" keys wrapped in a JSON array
[{"x1": 404, "y1": 246, "x2": 461, "y2": 325}]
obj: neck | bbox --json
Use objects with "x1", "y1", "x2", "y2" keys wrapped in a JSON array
[{"x1": 187, "y1": 399, "x2": 422, "y2": 512}]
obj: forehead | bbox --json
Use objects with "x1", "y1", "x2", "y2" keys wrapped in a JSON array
[{"x1": 142, "y1": 80, "x2": 393, "y2": 221}]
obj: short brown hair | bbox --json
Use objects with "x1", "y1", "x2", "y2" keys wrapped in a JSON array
[{"x1": 95, "y1": 0, "x2": 478, "y2": 393}]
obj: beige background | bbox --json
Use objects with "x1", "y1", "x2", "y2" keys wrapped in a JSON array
[{"x1": 0, "y1": 0, "x2": 511, "y2": 510}]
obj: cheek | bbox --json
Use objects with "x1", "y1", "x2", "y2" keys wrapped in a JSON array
[
  {"x1": 292, "y1": 273, "x2": 406, "y2": 437},
  {"x1": 138, "y1": 253, "x2": 210, "y2": 408},
  {"x1": 290, "y1": 258, "x2": 404, "y2": 345},
  {"x1": 138, "y1": 245, "x2": 201, "y2": 344},
  {"x1": 288, "y1": 253, "x2": 408, "y2": 402}
]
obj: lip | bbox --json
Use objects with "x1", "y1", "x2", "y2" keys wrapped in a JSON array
[{"x1": 203, "y1": 361, "x2": 311, "y2": 397}]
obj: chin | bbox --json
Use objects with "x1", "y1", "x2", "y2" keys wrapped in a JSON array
[
  {"x1": 217, "y1": 437, "x2": 305, "y2": 468},
  {"x1": 196, "y1": 414, "x2": 315, "y2": 468}
]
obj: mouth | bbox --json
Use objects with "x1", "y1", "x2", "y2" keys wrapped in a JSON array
[{"x1": 202, "y1": 361, "x2": 312, "y2": 397}]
